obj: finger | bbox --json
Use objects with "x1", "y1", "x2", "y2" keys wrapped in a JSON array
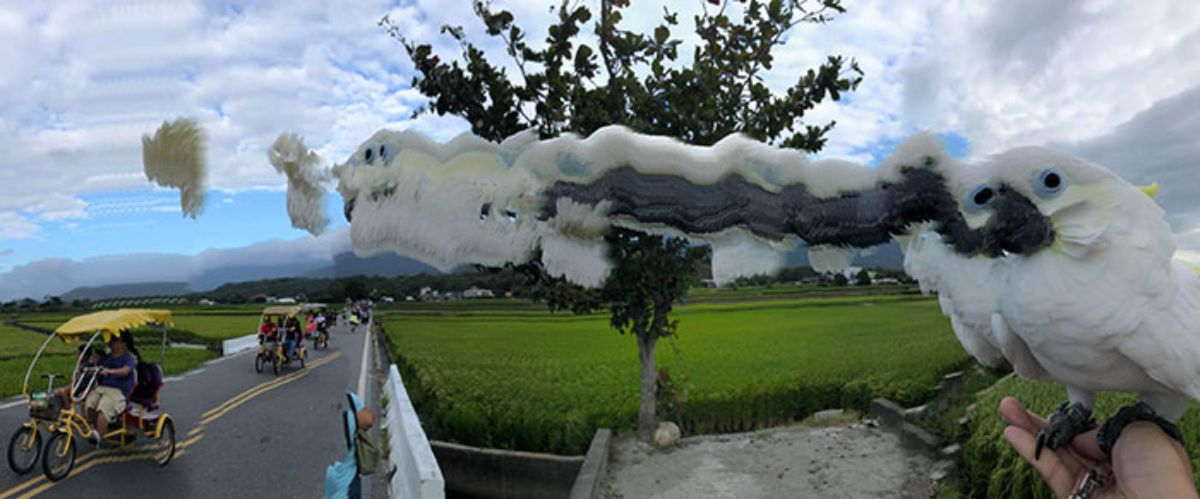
[
  {"x1": 1070, "y1": 428, "x2": 1106, "y2": 463},
  {"x1": 1000, "y1": 397, "x2": 1048, "y2": 433},
  {"x1": 1004, "y1": 425, "x2": 1078, "y2": 496}
]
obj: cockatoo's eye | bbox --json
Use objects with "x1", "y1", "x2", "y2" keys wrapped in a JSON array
[
  {"x1": 1033, "y1": 168, "x2": 1065, "y2": 198},
  {"x1": 364, "y1": 148, "x2": 374, "y2": 165},
  {"x1": 965, "y1": 185, "x2": 996, "y2": 212},
  {"x1": 379, "y1": 145, "x2": 387, "y2": 163}
]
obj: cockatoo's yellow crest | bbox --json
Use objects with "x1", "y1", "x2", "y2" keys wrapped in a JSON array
[{"x1": 1137, "y1": 183, "x2": 1159, "y2": 199}]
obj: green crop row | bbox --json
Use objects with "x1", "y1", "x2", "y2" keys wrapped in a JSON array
[
  {"x1": 381, "y1": 295, "x2": 969, "y2": 455},
  {"x1": 963, "y1": 376, "x2": 1200, "y2": 498},
  {"x1": 0, "y1": 347, "x2": 217, "y2": 398}
]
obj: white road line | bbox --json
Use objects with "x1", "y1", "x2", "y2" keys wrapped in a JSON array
[
  {"x1": 204, "y1": 351, "x2": 244, "y2": 366},
  {"x1": 0, "y1": 399, "x2": 26, "y2": 410},
  {"x1": 356, "y1": 320, "x2": 371, "y2": 397}
]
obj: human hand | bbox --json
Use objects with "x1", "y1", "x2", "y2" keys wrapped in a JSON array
[{"x1": 1000, "y1": 396, "x2": 1197, "y2": 498}]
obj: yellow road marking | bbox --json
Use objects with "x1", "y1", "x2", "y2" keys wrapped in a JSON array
[
  {"x1": 199, "y1": 371, "x2": 311, "y2": 425},
  {"x1": 15, "y1": 448, "x2": 190, "y2": 499},
  {"x1": 179, "y1": 433, "x2": 203, "y2": 449},
  {"x1": 201, "y1": 352, "x2": 341, "y2": 420},
  {"x1": 199, "y1": 352, "x2": 340, "y2": 426},
  {"x1": 2, "y1": 351, "x2": 342, "y2": 498},
  {"x1": 1, "y1": 434, "x2": 201, "y2": 499}
]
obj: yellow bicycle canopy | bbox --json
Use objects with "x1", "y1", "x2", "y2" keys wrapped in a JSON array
[
  {"x1": 261, "y1": 305, "x2": 302, "y2": 318},
  {"x1": 54, "y1": 309, "x2": 173, "y2": 343}
]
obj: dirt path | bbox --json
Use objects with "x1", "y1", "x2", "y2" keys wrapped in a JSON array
[{"x1": 600, "y1": 421, "x2": 934, "y2": 499}]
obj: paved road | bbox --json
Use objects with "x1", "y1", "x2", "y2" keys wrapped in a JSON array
[{"x1": 0, "y1": 319, "x2": 383, "y2": 499}]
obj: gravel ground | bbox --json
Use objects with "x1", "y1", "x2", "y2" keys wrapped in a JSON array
[{"x1": 600, "y1": 421, "x2": 934, "y2": 499}]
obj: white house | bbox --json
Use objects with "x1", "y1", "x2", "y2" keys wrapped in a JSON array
[
  {"x1": 463, "y1": 287, "x2": 494, "y2": 299},
  {"x1": 277, "y1": 297, "x2": 297, "y2": 304}
]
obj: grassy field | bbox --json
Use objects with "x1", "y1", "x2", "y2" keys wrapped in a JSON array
[
  {"x1": 0, "y1": 324, "x2": 76, "y2": 360},
  {"x1": 963, "y1": 376, "x2": 1200, "y2": 498},
  {"x1": 381, "y1": 294, "x2": 969, "y2": 454},
  {"x1": 0, "y1": 347, "x2": 217, "y2": 398},
  {"x1": 8, "y1": 306, "x2": 269, "y2": 346}
]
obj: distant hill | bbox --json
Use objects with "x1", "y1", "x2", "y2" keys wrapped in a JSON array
[
  {"x1": 56, "y1": 243, "x2": 902, "y2": 302},
  {"x1": 783, "y1": 240, "x2": 904, "y2": 270},
  {"x1": 61, "y1": 282, "x2": 192, "y2": 301},
  {"x1": 323, "y1": 251, "x2": 439, "y2": 279},
  {"x1": 188, "y1": 251, "x2": 438, "y2": 292}
]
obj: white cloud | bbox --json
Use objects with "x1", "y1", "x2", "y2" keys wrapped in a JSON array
[
  {"x1": 0, "y1": 213, "x2": 39, "y2": 239},
  {"x1": 0, "y1": 0, "x2": 476, "y2": 240},
  {"x1": 1061, "y1": 86, "x2": 1200, "y2": 233},
  {"x1": 0, "y1": 226, "x2": 355, "y2": 301},
  {"x1": 1, "y1": 0, "x2": 1198, "y2": 261}
]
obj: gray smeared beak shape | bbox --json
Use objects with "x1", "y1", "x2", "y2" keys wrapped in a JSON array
[
  {"x1": 344, "y1": 197, "x2": 356, "y2": 223},
  {"x1": 986, "y1": 187, "x2": 1055, "y2": 256}
]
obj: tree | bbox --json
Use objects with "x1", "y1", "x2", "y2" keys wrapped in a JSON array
[
  {"x1": 854, "y1": 268, "x2": 872, "y2": 286},
  {"x1": 384, "y1": 0, "x2": 861, "y2": 438},
  {"x1": 832, "y1": 273, "x2": 848, "y2": 286},
  {"x1": 342, "y1": 277, "x2": 370, "y2": 301}
]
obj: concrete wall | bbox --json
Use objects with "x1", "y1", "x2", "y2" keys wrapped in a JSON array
[
  {"x1": 221, "y1": 334, "x2": 258, "y2": 356},
  {"x1": 384, "y1": 364, "x2": 445, "y2": 499},
  {"x1": 568, "y1": 429, "x2": 612, "y2": 499},
  {"x1": 431, "y1": 441, "x2": 583, "y2": 499}
]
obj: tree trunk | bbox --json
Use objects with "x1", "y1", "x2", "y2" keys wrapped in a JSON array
[{"x1": 636, "y1": 331, "x2": 658, "y2": 441}]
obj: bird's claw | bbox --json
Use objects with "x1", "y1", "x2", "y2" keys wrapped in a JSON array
[
  {"x1": 1097, "y1": 402, "x2": 1185, "y2": 458},
  {"x1": 1035, "y1": 402, "x2": 1095, "y2": 460}
]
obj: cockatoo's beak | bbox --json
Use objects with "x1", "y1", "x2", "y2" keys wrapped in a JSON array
[
  {"x1": 344, "y1": 197, "x2": 356, "y2": 222},
  {"x1": 987, "y1": 187, "x2": 1055, "y2": 255}
]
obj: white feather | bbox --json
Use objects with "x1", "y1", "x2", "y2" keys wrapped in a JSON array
[
  {"x1": 268, "y1": 133, "x2": 329, "y2": 235},
  {"x1": 142, "y1": 118, "x2": 206, "y2": 218}
]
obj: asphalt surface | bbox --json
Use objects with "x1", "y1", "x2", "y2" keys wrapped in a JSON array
[{"x1": 0, "y1": 318, "x2": 384, "y2": 499}]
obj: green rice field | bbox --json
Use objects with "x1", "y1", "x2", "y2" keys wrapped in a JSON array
[{"x1": 381, "y1": 294, "x2": 970, "y2": 454}]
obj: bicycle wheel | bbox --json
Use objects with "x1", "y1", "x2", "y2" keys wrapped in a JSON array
[
  {"x1": 7, "y1": 425, "x2": 41, "y2": 474},
  {"x1": 153, "y1": 418, "x2": 175, "y2": 466},
  {"x1": 41, "y1": 431, "x2": 75, "y2": 482}
]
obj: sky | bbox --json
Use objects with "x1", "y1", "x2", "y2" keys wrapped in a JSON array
[{"x1": 0, "y1": 0, "x2": 1198, "y2": 300}]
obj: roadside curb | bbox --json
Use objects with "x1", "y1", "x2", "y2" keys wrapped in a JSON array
[
  {"x1": 221, "y1": 334, "x2": 258, "y2": 356},
  {"x1": 569, "y1": 429, "x2": 613, "y2": 499}
]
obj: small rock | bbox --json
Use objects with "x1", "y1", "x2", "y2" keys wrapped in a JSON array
[
  {"x1": 903, "y1": 404, "x2": 927, "y2": 419},
  {"x1": 941, "y1": 444, "x2": 962, "y2": 458},
  {"x1": 654, "y1": 421, "x2": 682, "y2": 448}
]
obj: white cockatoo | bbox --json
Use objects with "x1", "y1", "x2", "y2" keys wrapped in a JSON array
[
  {"x1": 899, "y1": 227, "x2": 1008, "y2": 370},
  {"x1": 950, "y1": 146, "x2": 1196, "y2": 457}
]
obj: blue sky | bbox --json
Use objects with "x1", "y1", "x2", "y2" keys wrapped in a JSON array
[
  {"x1": 0, "y1": 191, "x2": 347, "y2": 272},
  {"x1": 1, "y1": 0, "x2": 1198, "y2": 300}
]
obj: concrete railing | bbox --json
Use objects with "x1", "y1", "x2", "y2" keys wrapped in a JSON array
[
  {"x1": 383, "y1": 364, "x2": 445, "y2": 499},
  {"x1": 221, "y1": 334, "x2": 259, "y2": 356}
]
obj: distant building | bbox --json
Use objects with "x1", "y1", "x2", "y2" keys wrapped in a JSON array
[
  {"x1": 197, "y1": 298, "x2": 216, "y2": 306},
  {"x1": 277, "y1": 297, "x2": 297, "y2": 304},
  {"x1": 380, "y1": 296, "x2": 395, "y2": 303},
  {"x1": 405, "y1": 296, "x2": 415, "y2": 302},
  {"x1": 874, "y1": 277, "x2": 899, "y2": 285},
  {"x1": 463, "y1": 287, "x2": 494, "y2": 299}
]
